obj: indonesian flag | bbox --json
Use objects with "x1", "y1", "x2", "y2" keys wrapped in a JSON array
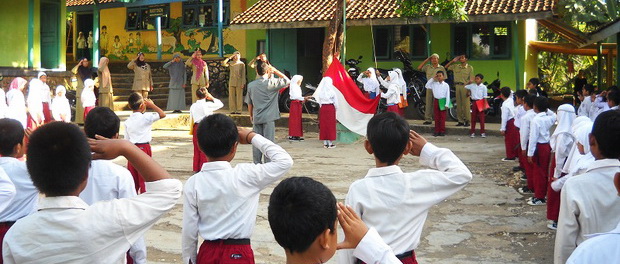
[{"x1": 322, "y1": 58, "x2": 380, "y2": 136}]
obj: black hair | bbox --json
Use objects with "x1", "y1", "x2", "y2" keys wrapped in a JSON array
[
  {"x1": 591, "y1": 110, "x2": 620, "y2": 159},
  {"x1": 196, "y1": 87, "x2": 207, "y2": 99},
  {"x1": 128, "y1": 92, "x2": 144, "y2": 111},
  {"x1": 256, "y1": 60, "x2": 268, "y2": 76},
  {"x1": 436, "y1": 71, "x2": 445, "y2": 76},
  {"x1": 197, "y1": 113, "x2": 238, "y2": 158},
  {"x1": 608, "y1": 89, "x2": 620, "y2": 106},
  {"x1": 366, "y1": 112, "x2": 410, "y2": 165},
  {"x1": 528, "y1": 78, "x2": 540, "y2": 88},
  {"x1": 475, "y1": 73, "x2": 484, "y2": 79},
  {"x1": 528, "y1": 88, "x2": 538, "y2": 96},
  {"x1": 500, "y1": 87, "x2": 512, "y2": 98},
  {"x1": 534, "y1": 96, "x2": 549, "y2": 112},
  {"x1": 515, "y1": 89, "x2": 528, "y2": 99},
  {"x1": 524, "y1": 94, "x2": 536, "y2": 108},
  {"x1": 583, "y1": 84, "x2": 595, "y2": 95},
  {"x1": 27, "y1": 122, "x2": 91, "y2": 196},
  {"x1": 0, "y1": 118, "x2": 25, "y2": 156},
  {"x1": 84, "y1": 107, "x2": 120, "y2": 139},
  {"x1": 268, "y1": 177, "x2": 337, "y2": 254}
]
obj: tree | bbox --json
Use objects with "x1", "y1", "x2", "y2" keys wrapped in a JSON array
[
  {"x1": 321, "y1": 0, "x2": 346, "y2": 73},
  {"x1": 559, "y1": 0, "x2": 619, "y2": 27},
  {"x1": 397, "y1": 0, "x2": 468, "y2": 21}
]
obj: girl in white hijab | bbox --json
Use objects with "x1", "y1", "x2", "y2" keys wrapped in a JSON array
[
  {"x1": 27, "y1": 78, "x2": 45, "y2": 129},
  {"x1": 288, "y1": 75, "x2": 305, "y2": 141},
  {"x1": 81, "y1": 79, "x2": 97, "y2": 120},
  {"x1": 551, "y1": 120, "x2": 594, "y2": 192},
  {"x1": 51, "y1": 85, "x2": 71, "y2": 122},
  {"x1": 6, "y1": 78, "x2": 28, "y2": 128},
  {"x1": 550, "y1": 104, "x2": 576, "y2": 178},
  {"x1": 393, "y1": 68, "x2": 408, "y2": 109},
  {"x1": 379, "y1": 71, "x2": 402, "y2": 115},
  {"x1": 314, "y1": 77, "x2": 338, "y2": 148},
  {"x1": 560, "y1": 116, "x2": 591, "y2": 176},
  {"x1": 356, "y1": 67, "x2": 380, "y2": 99}
]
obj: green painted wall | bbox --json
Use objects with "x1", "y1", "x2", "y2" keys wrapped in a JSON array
[
  {"x1": 0, "y1": 1, "x2": 30, "y2": 68},
  {"x1": 245, "y1": 29, "x2": 266, "y2": 79}
]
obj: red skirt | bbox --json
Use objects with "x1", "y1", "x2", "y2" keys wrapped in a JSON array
[
  {"x1": 196, "y1": 240, "x2": 255, "y2": 264},
  {"x1": 547, "y1": 153, "x2": 561, "y2": 221},
  {"x1": 319, "y1": 104, "x2": 336, "y2": 140},
  {"x1": 193, "y1": 123, "x2": 208, "y2": 173},
  {"x1": 84, "y1": 106, "x2": 95, "y2": 120},
  {"x1": 127, "y1": 143, "x2": 151, "y2": 194},
  {"x1": 42, "y1": 102, "x2": 52, "y2": 123},
  {"x1": 288, "y1": 100, "x2": 303, "y2": 137}
]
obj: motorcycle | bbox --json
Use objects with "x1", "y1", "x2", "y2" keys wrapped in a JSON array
[
  {"x1": 346, "y1": 56, "x2": 364, "y2": 92},
  {"x1": 278, "y1": 83, "x2": 320, "y2": 114},
  {"x1": 483, "y1": 71, "x2": 502, "y2": 117}
]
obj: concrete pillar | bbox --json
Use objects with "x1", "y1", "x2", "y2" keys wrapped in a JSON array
[{"x1": 523, "y1": 19, "x2": 538, "y2": 90}]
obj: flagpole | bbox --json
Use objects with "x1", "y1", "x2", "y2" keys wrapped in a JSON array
[{"x1": 342, "y1": 0, "x2": 346, "y2": 67}]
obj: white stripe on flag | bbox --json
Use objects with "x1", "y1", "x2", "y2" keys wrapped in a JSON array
[{"x1": 333, "y1": 88, "x2": 374, "y2": 136}]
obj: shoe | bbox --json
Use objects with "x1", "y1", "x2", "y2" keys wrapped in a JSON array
[
  {"x1": 518, "y1": 187, "x2": 533, "y2": 194},
  {"x1": 527, "y1": 198, "x2": 546, "y2": 206},
  {"x1": 520, "y1": 173, "x2": 527, "y2": 181},
  {"x1": 439, "y1": 133, "x2": 446, "y2": 136},
  {"x1": 547, "y1": 221, "x2": 558, "y2": 230},
  {"x1": 323, "y1": 145, "x2": 328, "y2": 148},
  {"x1": 456, "y1": 122, "x2": 464, "y2": 126},
  {"x1": 433, "y1": 133, "x2": 439, "y2": 137},
  {"x1": 288, "y1": 136, "x2": 294, "y2": 141},
  {"x1": 513, "y1": 166, "x2": 523, "y2": 172},
  {"x1": 464, "y1": 122, "x2": 470, "y2": 127},
  {"x1": 423, "y1": 121, "x2": 432, "y2": 125},
  {"x1": 172, "y1": 110, "x2": 182, "y2": 113},
  {"x1": 298, "y1": 137, "x2": 304, "y2": 141},
  {"x1": 502, "y1": 157, "x2": 516, "y2": 161},
  {"x1": 481, "y1": 133, "x2": 486, "y2": 138},
  {"x1": 470, "y1": 133, "x2": 475, "y2": 138},
  {"x1": 328, "y1": 145, "x2": 336, "y2": 149},
  {"x1": 526, "y1": 197, "x2": 534, "y2": 202}
]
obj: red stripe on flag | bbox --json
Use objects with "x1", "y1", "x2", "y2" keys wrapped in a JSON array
[{"x1": 324, "y1": 58, "x2": 379, "y2": 114}]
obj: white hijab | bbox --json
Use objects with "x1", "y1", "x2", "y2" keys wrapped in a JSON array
[
  {"x1": 52, "y1": 85, "x2": 71, "y2": 122},
  {"x1": 561, "y1": 116, "x2": 593, "y2": 175},
  {"x1": 550, "y1": 104, "x2": 576, "y2": 151},
  {"x1": 393, "y1": 68, "x2": 407, "y2": 97},
  {"x1": 290, "y1": 75, "x2": 303, "y2": 91},
  {"x1": 289, "y1": 75, "x2": 304, "y2": 100},
  {"x1": 315, "y1": 77, "x2": 337, "y2": 107},
  {"x1": 362, "y1": 67, "x2": 380, "y2": 92}
]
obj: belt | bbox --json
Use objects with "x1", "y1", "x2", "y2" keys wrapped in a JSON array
[
  {"x1": 356, "y1": 250, "x2": 415, "y2": 264},
  {"x1": 205, "y1": 238, "x2": 251, "y2": 245},
  {"x1": 0, "y1": 221, "x2": 16, "y2": 228},
  {"x1": 135, "y1": 142, "x2": 150, "y2": 145}
]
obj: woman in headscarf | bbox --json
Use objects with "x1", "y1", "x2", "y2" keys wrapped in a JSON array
[
  {"x1": 378, "y1": 71, "x2": 403, "y2": 115},
  {"x1": 546, "y1": 104, "x2": 576, "y2": 230},
  {"x1": 98, "y1": 57, "x2": 114, "y2": 109},
  {"x1": 288, "y1": 75, "x2": 304, "y2": 141},
  {"x1": 51, "y1": 85, "x2": 71, "y2": 122},
  {"x1": 6, "y1": 78, "x2": 28, "y2": 128},
  {"x1": 394, "y1": 68, "x2": 408, "y2": 114},
  {"x1": 314, "y1": 77, "x2": 338, "y2": 148},
  {"x1": 356, "y1": 67, "x2": 380, "y2": 99},
  {"x1": 27, "y1": 78, "x2": 45, "y2": 129},
  {"x1": 37, "y1": 72, "x2": 52, "y2": 123},
  {"x1": 72, "y1": 58, "x2": 91, "y2": 124},
  {"x1": 128, "y1": 52, "x2": 154, "y2": 99},
  {"x1": 163, "y1": 53, "x2": 187, "y2": 113},
  {"x1": 185, "y1": 49, "x2": 209, "y2": 102}
]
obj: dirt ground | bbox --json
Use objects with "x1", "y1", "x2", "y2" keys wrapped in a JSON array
[{"x1": 112, "y1": 127, "x2": 555, "y2": 264}]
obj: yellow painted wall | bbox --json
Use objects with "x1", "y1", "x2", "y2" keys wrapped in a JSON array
[
  {"x1": 0, "y1": 1, "x2": 30, "y2": 67},
  {"x1": 98, "y1": 2, "x2": 247, "y2": 62}
]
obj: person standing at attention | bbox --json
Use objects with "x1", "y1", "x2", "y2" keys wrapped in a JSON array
[
  {"x1": 186, "y1": 49, "x2": 209, "y2": 103},
  {"x1": 98, "y1": 57, "x2": 114, "y2": 109},
  {"x1": 223, "y1": 51, "x2": 246, "y2": 114},
  {"x1": 127, "y1": 52, "x2": 153, "y2": 99},
  {"x1": 445, "y1": 55, "x2": 474, "y2": 127},
  {"x1": 245, "y1": 60, "x2": 290, "y2": 164},
  {"x1": 417, "y1": 53, "x2": 445, "y2": 125},
  {"x1": 72, "y1": 58, "x2": 92, "y2": 124},
  {"x1": 163, "y1": 53, "x2": 187, "y2": 113}
]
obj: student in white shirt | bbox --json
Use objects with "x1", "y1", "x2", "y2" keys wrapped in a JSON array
[
  {"x1": 0, "y1": 119, "x2": 38, "y2": 253},
  {"x1": 577, "y1": 84, "x2": 594, "y2": 118},
  {"x1": 0, "y1": 88, "x2": 7, "y2": 119},
  {"x1": 2, "y1": 121, "x2": 182, "y2": 264},
  {"x1": 517, "y1": 95, "x2": 537, "y2": 195},
  {"x1": 554, "y1": 110, "x2": 620, "y2": 264},
  {"x1": 526, "y1": 97, "x2": 557, "y2": 206},
  {"x1": 313, "y1": 77, "x2": 339, "y2": 148},
  {"x1": 287, "y1": 75, "x2": 305, "y2": 141},
  {"x1": 182, "y1": 113, "x2": 293, "y2": 264},
  {"x1": 394, "y1": 68, "x2": 408, "y2": 112},
  {"x1": 357, "y1": 68, "x2": 380, "y2": 99},
  {"x1": 5, "y1": 78, "x2": 28, "y2": 129},
  {"x1": 425, "y1": 71, "x2": 451, "y2": 136},
  {"x1": 27, "y1": 78, "x2": 45, "y2": 129},
  {"x1": 269, "y1": 177, "x2": 403, "y2": 264},
  {"x1": 0, "y1": 168, "x2": 15, "y2": 213},
  {"x1": 124, "y1": 92, "x2": 166, "y2": 194},
  {"x1": 465, "y1": 73, "x2": 488, "y2": 137},
  {"x1": 513, "y1": 90, "x2": 529, "y2": 173},
  {"x1": 37, "y1": 72, "x2": 52, "y2": 123},
  {"x1": 379, "y1": 71, "x2": 403, "y2": 116},
  {"x1": 81, "y1": 106, "x2": 147, "y2": 264},
  {"x1": 499, "y1": 87, "x2": 519, "y2": 161},
  {"x1": 81, "y1": 78, "x2": 97, "y2": 120},
  {"x1": 546, "y1": 104, "x2": 576, "y2": 229},
  {"x1": 565, "y1": 173, "x2": 620, "y2": 264},
  {"x1": 189, "y1": 87, "x2": 224, "y2": 172},
  {"x1": 51, "y1": 85, "x2": 71, "y2": 122},
  {"x1": 606, "y1": 88, "x2": 619, "y2": 110},
  {"x1": 589, "y1": 92, "x2": 609, "y2": 121},
  {"x1": 339, "y1": 112, "x2": 472, "y2": 264}
]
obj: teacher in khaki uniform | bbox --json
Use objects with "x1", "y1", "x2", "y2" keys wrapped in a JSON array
[
  {"x1": 222, "y1": 51, "x2": 246, "y2": 114},
  {"x1": 127, "y1": 52, "x2": 153, "y2": 98},
  {"x1": 446, "y1": 54, "x2": 474, "y2": 126},
  {"x1": 417, "y1": 53, "x2": 445, "y2": 125},
  {"x1": 186, "y1": 49, "x2": 209, "y2": 102}
]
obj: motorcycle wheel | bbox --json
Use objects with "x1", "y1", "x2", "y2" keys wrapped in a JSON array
[
  {"x1": 449, "y1": 97, "x2": 458, "y2": 121},
  {"x1": 278, "y1": 89, "x2": 291, "y2": 113}
]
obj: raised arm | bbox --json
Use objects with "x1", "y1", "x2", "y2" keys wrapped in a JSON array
[
  {"x1": 127, "y1": 59, "x2": 136, "y2": 70},
  {"x1": 237, "y1": 128, "x2": 294, "y2": 188},
  {"x1": 417, "y1": 57, "x2": 430, "y2": 71}
]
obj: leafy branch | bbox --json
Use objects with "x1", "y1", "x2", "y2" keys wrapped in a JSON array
[{"x1": 396, "y1": 0, "x2": 468, "y2": 21}]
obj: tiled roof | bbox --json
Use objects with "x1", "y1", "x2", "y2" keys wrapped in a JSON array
[
  {"x1": 231, "y1": 0, "x2": 555, "y2": 25},
  {"x1": 66, "y1": 0, "x2": 116, "y2": 7}
]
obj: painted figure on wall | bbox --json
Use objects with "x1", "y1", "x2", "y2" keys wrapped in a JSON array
[
  {"x1": 112, "y1": 35, "x2": 124, "y2": 59},
  {"x1": 136, "y1": 32, "x2": 143, "y2": 51},
  {"x1": 100, "y1": 25, "x2": 109, "y2": 56},
  {"x1": 127, "y1": 33, "x2": 135, "y2": 53},
  {"x1": 187, "y1": 32, "x2": 201, "y2": 51}
]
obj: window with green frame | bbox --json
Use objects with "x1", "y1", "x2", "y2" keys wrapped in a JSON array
[
  {"x1": 126, "y1": 4, "x2": 170, "y2": 31},
  {"x1": 373, "y1": 25, "x2": 429, "y2": 60},
  {"x1": 452, "y1": 23, "x2": 511, "y2": 59},
  {"x1": 182, "y1": 0, "x2": 231, "y2": 29}
]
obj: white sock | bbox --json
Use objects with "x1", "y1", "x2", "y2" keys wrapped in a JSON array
[{"x1": 324, "y1": 140, "x2": 329, "y2": 146}]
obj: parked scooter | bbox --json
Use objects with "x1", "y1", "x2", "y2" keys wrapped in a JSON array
[
  {"x1": 483, "y1": 71, "x2": 502, "y2": 117},
  {"x1": 278, "y1": 83, "x2": 320, "y2": 114},
  {"x1": 346, "y1": 56, "x2": 364, "y2": 92}
]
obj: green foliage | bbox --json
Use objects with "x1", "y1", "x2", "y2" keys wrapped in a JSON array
[
  {"x1": 559, "y1": 0, "x2": 619, "y2": 28},
  {"x1": 396, "y1": 0, "x2": 468, "y2": 21}
]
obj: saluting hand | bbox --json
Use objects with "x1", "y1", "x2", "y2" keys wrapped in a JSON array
[{"x1": 408, "y1": 130, "x2": 427, "y2": 156}]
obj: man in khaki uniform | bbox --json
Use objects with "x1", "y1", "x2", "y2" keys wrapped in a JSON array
[
  {"x1": 222, "y1": 51, "x2": 246, "y2": 114},
  {"x1": 186, "y1": 50, "x2": 209, "y2": 102},
  {"x1": 417, "y1": 53, "x2": 445, "y2": 125},
  {"x1": 446, "y1": 55, "x2": 474, "y2": 126}
]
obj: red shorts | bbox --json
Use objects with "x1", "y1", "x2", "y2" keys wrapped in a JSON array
[{"x1": 196, "y1": 239, "x2": 254, "y2": 264}]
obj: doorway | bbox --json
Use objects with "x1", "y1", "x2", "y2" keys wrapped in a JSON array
[
  {"x1": 40, "y1": 1, "x2": 60, "y2": 69},
  {"x1": 75, "y1": 13, "x2": 94, "y2": 61},
  {"x1": 297, "y1": 28, "x2": 325, "y2": 86}
]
